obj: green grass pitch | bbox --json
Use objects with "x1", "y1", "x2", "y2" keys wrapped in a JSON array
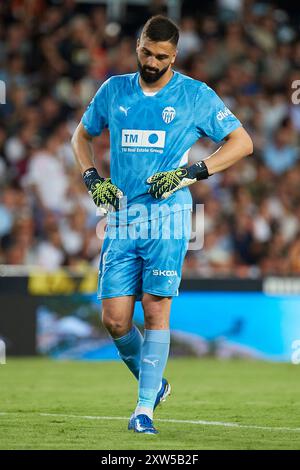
[{"x1": 1, "y1": 357, "x2": 300, "y2": 450}]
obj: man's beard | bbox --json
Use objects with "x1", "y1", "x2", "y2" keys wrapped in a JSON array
[{"x1": 137, "y1": 59, "x2": 170, "y2": 83}]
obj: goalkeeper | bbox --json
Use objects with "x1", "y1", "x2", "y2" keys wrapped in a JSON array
[{"x1": 72, "y1": 15, "x2": 253, "y2": 435}]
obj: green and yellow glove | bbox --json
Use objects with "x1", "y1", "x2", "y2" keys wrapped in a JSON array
[
  {"x1": 146, "y1": 161, "x2": 209, "y2": 200},
  {"x1": 83, "y1": 167, "x2": 123, "y2": 212}
]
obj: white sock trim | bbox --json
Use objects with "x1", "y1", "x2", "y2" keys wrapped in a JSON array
[{"x1": 135, "y1": 406, "x2": 153, "y2": 420}]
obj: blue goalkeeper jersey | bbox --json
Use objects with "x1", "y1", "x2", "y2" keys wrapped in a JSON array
[{"x1": 82, "y1": 70, "x2": 241, "y2": 225}]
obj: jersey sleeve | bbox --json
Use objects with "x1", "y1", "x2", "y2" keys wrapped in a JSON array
[
  {"x1": 194, "y1": 84, "x2": 242, "y2": 143},
  {"x1": 81, "y1": 79, "x2": 110, "y2": 136}
]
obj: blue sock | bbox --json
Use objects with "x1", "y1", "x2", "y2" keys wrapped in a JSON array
[
  {"x1": 113, "y1": 325, "x2": 143, "y2": 380},
  {"x1": 137, "y1": 329, "x2": 170, "y2": 411}
]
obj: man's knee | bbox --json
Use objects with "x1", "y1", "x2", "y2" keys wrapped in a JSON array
[
  {"x1": 102, "y1": 309, "x2": 131, "y2": 337},
  {"x1": 142, "y1": 294, "x2": 171, "y2": 329}
]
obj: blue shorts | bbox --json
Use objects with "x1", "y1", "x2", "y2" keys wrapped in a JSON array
[{"x1": 97, "y1": 210, "x2": 191, "y2": 300}]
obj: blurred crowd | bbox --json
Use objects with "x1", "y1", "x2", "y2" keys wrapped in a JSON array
[{"x1": 0, "y1": 0, "x2": 300, "y2": 277}]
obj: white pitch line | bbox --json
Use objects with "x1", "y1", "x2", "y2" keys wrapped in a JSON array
[
  {"x1": 39, "y1": 413, "x2": 300, "y2": 433},
  {"x1": 2, "y1": 412, "x2": 300, "y2": 433}
]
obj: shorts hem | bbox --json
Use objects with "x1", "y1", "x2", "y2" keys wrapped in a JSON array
[
  {"x1": 97, "y1": 291, "x2": 139, "y2": 300},
  {"x1": 98, "y1": 289, "x2": 179, "y2": 300},
  {"x1": 142, "y1": 289, "x2": 179, "y2": 298}
]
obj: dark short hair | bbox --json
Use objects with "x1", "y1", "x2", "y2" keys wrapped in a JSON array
[{"x1": 141, "y1": 15, "x2": 179, "y2": 46}]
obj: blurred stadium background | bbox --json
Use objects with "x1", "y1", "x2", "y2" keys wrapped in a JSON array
[{"x1": 1, "y1": 0, "x2": 300, "y2": 450}]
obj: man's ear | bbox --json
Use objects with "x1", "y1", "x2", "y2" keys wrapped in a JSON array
[
  {"x1": 136, "y1": 38, "x2": 140, "y2": 52},
  {"x1": 171, "y1": 49, "x2": 177, "y2": 65}
]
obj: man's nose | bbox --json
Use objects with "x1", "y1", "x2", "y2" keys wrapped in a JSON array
[{"x1": 145, "y1": 57, "x2": 158, "y2": 69}]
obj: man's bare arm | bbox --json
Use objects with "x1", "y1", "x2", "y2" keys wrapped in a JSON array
[
  {"x1": 204, "y1": 126, "x2": 253, "y2": 175},
  {"x1": 71, "y1": 122, "x2": 96, "y2": 174}
]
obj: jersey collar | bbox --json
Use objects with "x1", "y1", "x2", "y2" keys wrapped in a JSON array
[{"x1": 135, "y1": 70, "x2": 178, "y2": 98}]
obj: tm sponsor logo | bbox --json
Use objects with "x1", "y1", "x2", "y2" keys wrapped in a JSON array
[{"x1": 121, "y1": 129, "x2": 166, "y2": 148}]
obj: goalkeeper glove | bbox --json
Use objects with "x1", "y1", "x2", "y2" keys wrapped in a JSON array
[
  {"x1": 146, "y1": 161, "x2": 209, "y2": 200},
  {"x1": 82, "y1": 167, "x2": 123, "y2": 212}
]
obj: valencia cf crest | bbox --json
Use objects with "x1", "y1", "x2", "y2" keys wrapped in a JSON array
[{"x1": 162, "y1": 106, "x2": 176, "y2": 124}]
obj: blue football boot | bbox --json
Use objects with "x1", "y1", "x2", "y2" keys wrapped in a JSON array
[
  {"x1": 133, "y1": 414, "x2": 158, "y2": 434},
  {"x1": 128, "y1": 378, "x2": 171, "y2": 430}
]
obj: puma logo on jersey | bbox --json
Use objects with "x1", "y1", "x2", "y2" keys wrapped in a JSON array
[
  {"x1": 119, "y1": 106, "x2": 131, "y2": 116},
  {"x1": 143, "y1": 358, "x2": 159, "y2": 367}
]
